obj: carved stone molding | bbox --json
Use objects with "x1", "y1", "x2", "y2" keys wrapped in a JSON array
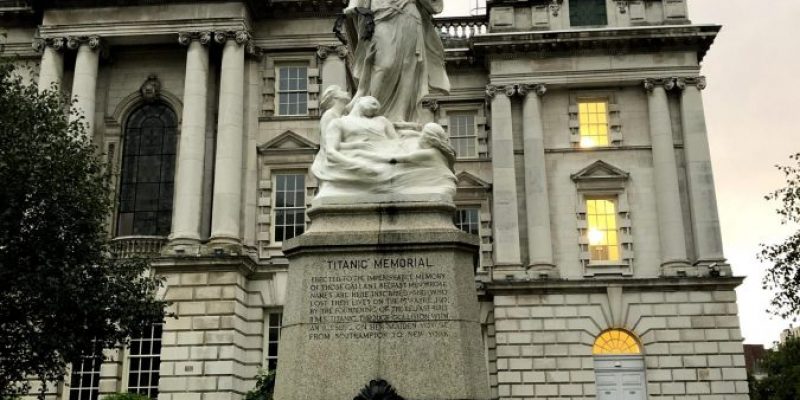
[
  {"x1": 616, "y1": 0, "x2": 629, "y2": 13},
  {"x1": 519, "y1": 83, "x2": 547, "y2": 97},
  {"x1": 177, "y1": 31, "x2": 212, "y2": 46},
  {"x1": 421, "y1": 98, "x2": 439, "y2": 112},
  {"x1": 246, "y1": 42, "x2": 263, "y2": 59},
  {"x1": 140, "y1": 74, "x2": 162, "y2": 103},
  {"x1": 645, "y1": 77, "x2": 707, "y2": 92},
  {"x1": 32, "y1": 37, "x2": 66, "y2": 53},
  {"x1": 675, "y1": 76, "x2": 707, "y2": 90},
  {"x1": 316, "y1": 44, "x2": 348, "y2": 60},
  {"x1": 214, "y1": 31, "x2": 251, "y2": 45},
  {"x1": 66, "y1": 35, "x2": 101, "y2": 51},
  {"x1": 550, "y1": 0, "x2": 563, "y2": 17}
]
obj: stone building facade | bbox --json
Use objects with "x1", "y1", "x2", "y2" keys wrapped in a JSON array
[{"x1": 1, "y1": 0, "x2": 750, "y2": 399}]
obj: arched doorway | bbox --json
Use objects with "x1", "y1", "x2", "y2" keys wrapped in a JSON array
[{"x1": 593, "y1": 329, "x2": 647, "y2": 400}]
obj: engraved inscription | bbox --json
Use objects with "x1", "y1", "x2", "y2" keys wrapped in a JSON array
[{"x1": 307, "y1": 257, "x2": 453, "y2": 340}]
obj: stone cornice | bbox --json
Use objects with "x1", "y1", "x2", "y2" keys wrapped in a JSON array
[
  {"x1": 483, "y1": 276, "x2": 745, "y2": 295},
  {"x1": 472, "y1": 24, "x2": 720, "y2": 62}
]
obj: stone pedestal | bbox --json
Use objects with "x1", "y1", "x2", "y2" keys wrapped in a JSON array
[{"x1": 274, "y1": 196, "x2": 490, "y2": 400}]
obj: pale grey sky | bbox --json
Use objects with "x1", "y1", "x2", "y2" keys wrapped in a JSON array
[{"x1": 442, "y1": 0, "x2": 800, "y2": 346}]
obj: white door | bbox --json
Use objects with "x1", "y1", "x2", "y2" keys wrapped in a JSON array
[{"x1": 594, "y1": 356, "x2": 647, "y2": 400}]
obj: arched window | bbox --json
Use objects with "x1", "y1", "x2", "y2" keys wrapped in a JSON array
[
  {"x1": 593, "y1": 329, "x2": 641, "y2": 355},
  {"x1": 117, "y1": 103, "x2": 178, "y2": 237},
  {"x1": 593, "y1": 329, "x2": 647, "y2": 400}
]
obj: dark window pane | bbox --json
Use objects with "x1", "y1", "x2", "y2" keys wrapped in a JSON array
[{"x1": 569, "y1": 0, "x2": 608, "y2": 26}]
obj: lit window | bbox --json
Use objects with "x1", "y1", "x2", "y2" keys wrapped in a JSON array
[
  {"x1": 274, "y1": 174, "x2": 306, "y2": 242},
  {"x1": 455, "y1": 208, "x2": 480, "y2": 235},
  {"x1": 578, "y1": 100, "x2": 610, "y2": 148},
  {"x1": 264, "y1": 311, "x2": 283, "y2": 372},
  {"x1": 277, "y1": 66, "x2": 308, "y2": 116},
  {"x1": 569, "y1": 0, "x2": 608, "y2": 27},
  {"x1": 127, "y1": 323, "x2": 162, "y2": 399},
  {"x1": 69, "y1": 355, "x2": 101, "y2": 400},
  {"x1": 448, "y1": 114, "x2": 478, "y2": 158},
  {"x1": 117, "y1": 103, "x2": 178, "y2": 236},
  {"x1": 593, "y1": 329, "x2": 641, "y2": 355},
  {"x1": 586, "y1": 199, "x2": 619, "y2": 262}
]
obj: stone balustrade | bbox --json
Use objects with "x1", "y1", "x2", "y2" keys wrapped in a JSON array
[
  {"x1": 111, "y1": 236, "x2": 167, "y2": 258},
  {"x1": 435, "y1": 15, "x2": 488, "y2": 41}
]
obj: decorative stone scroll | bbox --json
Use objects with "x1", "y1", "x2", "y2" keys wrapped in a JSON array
[
  {"x1": 177, "y1": 31, "x2": 212, "y2": 46},
  {"x1": 32, "y1": 37, "x2": 66, "y2": 53},
  {"x1": 66, "y1": 36, "x2": 101, "y2": 51}
]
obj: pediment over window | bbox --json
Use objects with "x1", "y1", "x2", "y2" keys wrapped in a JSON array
[
  {"x1": 456, "y1": 171, "x2": 491, "y2": 191},
  {"x1": 257, "y1": 130, "x2": 318, "y2": 155},
  {"x1": 571, "y1": 160, "x2": 629, "y2": 190}
]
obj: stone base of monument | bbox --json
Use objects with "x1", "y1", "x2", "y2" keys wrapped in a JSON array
[{"x1": 274, "y1": 195, "x2": 490, "y2": 400}]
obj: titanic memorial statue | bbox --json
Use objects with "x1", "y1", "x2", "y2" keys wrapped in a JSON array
[{"x1": 273, "y1": 0, "x2": 490, "y2": 399}]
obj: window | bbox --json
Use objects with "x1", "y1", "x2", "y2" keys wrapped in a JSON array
[
  {"x1": 448, "y1": 114, "x2": 478, "y2": 158},
  {"x1": 455, "y1": 208, "x2": 480, "y2": 235},
  {"x1": 578, "y1": 99, "x2": 610, "y2": 148},
  {"x1": 127, "y1": 323, "x2": 162, "y2": 399},
  {"x1": 569, "y1": 0, "x2": 608, "y2": 27},
  {"x1": 277, "y1": 66, "x2": 309, "y2": 116},
  {"x1": 273, "y1": 174, "x2": 306, "y2": 242},
  {"x1": 586, "y1": 199, "x2": 620, "y2": 262},
  {"x1": 264, "y1": 311, "x2": 283, "y2": 371},
  {"x1": 117, "y1": 103, "x2": 178, "y2": 236},
  {"x1": 69, "y1": 356, "x2": 101, "y2": 400},
  {"x1": 593, "y1": 329, "x2": 641, "y2": 355}
]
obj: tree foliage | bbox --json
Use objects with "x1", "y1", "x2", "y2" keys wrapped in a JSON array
[
  {"x1": 760, "y1": 153, "x2": 800, "y2": 320},
  {"x1": 244, "y1": 369, "x2": 276, "y2": 400},
  {"x1": 0, "y1": 64, "x2": 167, "y2": 398},
  {"x1": 749, "y1": 336, "x2": 800, "y2": 400}
]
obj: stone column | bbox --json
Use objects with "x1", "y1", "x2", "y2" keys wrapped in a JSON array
[
  {"x1": 677, "y1": 76, "x2": 726, "y2": 266},
  {"x1": 167, "y1": 32, "x2": 212, "y2": 254},
  {"x1": 644, "y1": 78, "x2": 690, "y2": 273},
  {"x1": 317, "y1": 45, "x2": 348, "y2": 92},
  {"x1": 209, "y1": 31, "x2": 249, "y2": 250},
  {"x1": 34, "y1": 37, "x2": 65, "y2": 92},
  {"x1": 487, "y1": 85, "x2": 522, "y2": 275},
  {"x1": 520, "y1": 84, "x2": 557, "y2": 278},
  {"x1": 67, "y1": 36, "x2": 101, "y2": 138}
]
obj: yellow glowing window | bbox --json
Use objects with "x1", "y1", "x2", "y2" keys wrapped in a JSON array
[
  {"x1": 593, "y1": 329, "x2": 641, "y2": 355},
  {"x1": 586, "y1": 199, "x2": 620, "y2": 262},
  {"x1": 578, "y1": 100, "x2": 610, "y2": 148}
]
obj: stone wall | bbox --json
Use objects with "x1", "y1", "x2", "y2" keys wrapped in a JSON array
[{"x1": 490, "y1": 281, "x2": 750, "y2": 399}]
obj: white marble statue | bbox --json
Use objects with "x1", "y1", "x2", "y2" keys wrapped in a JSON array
[
  {"x1": 343, "y1": 0, "x2": 450, "y2": 123},
  {"x1": 311, "y1": 90, "x2": 456, "y2": 200}
]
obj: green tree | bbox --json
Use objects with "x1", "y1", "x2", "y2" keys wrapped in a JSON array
[
  {"x1": 760, "y1": 153, "x2": 800, "y2": 320},
  {"x1": 0, "y1": 64, "x2": 167, "y2": 398},
  {"x1": 749, "y1": 336, "x2": 800, "y2": 400},
  {"x1": 244, "y1": 369, "x2": 276, "y2": 400}
]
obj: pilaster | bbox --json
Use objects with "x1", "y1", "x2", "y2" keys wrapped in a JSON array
[
  {"x1": 519, "y1": 83, "x2": 558, "y2": 279},
  {"x1": 644, "y1": 78, "x2": 691, "y2": 275},
  {"x1": 316, "y1": 44, "x2": 348, "y2": 92},
  {"x1": 33, "y1": 37, "x2": 65, "y2": 92},
  {"x1": 67, "y1": 36, "x2": 102, "y2": 139},
  {"x1": 675, "y1": 76, "x2": 729, "y2": 271},
  {"x1": 166, "y1": 32, "x2": 212, "y2": 256},
  {"x1": 487, "y1": 84, "x2": 523, "y2": 279},
  {"x1": 209, "y1": 31, "x2": 249, "y2": 253}
]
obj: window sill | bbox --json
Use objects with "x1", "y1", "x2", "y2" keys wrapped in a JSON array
[
  {"x1": 584, "y1": 262, "x2": 632, "y2": 277},
  {"x1": 259, "y1": 115, "x2": 316, "y2": 122}
]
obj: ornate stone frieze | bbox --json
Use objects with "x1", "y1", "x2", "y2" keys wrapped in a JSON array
[
  {"x1": 316, "y1": 44, "x2": 348, "y2": 60},
  {"x1": 31, "y1": 37, "x2": 66, "y2": 53},
  {"x1": 616, "y1": 0, "x2": 629, "y2": 13},
  {"x1": 549, "y1": 0, "x2": 563, "y2": 17},
  {"x1": 177, "y1": 31, "x2": 212, "y2": 46},
  {"x1": 213, "y1": 31, "x2": 251, "y2": 45},
  {"x1": 66, "y1": 35, "x2": 101, "y2": 51}
]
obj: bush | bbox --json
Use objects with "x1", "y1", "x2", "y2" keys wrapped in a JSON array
[{"x1": 244, "y1": 369, "x2": 276, "y2": 400}]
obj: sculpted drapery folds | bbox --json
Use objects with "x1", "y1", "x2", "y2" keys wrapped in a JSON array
[{"x1": 344, "y1": 0, "x2": 450, "y2": 123}]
